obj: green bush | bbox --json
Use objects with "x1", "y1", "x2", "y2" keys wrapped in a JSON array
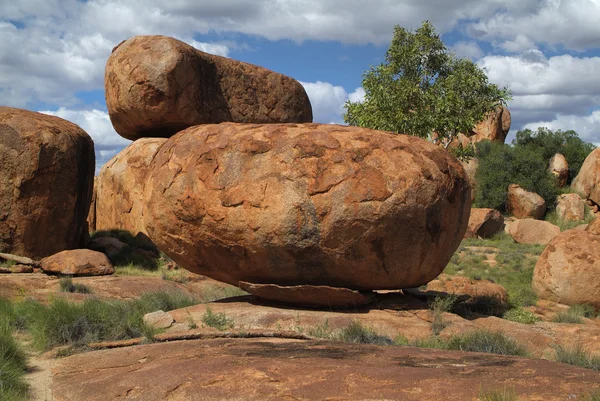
[
  {"x1": 446, "y1": 330, "x2": 527, "y2": 356},
  {"x1": 201, "y1": 307, "x2": 234, "y2": 331},
  {"x1": 429, "y1": 295, "x2": 457, "y2": 335},
  {"x1": 336, "y1": 321, "x2": 393, "y2": 345},
  {"x1": 479, "y1": 388, "x2": 518, "y2": 401},
  {"x1": 474, "y1": 140, "x2": 559, "y2": 211},
  {"x1": 513, "y1": 128, "x2": 596, "y2": 184},
  {"x1": 552, "y1": 304, "x2": 596, "y2": 324},
  {"x1": 554, "y1": 344, "x2": 600, "y2": 370},
  {"x1": 59, "y1": 277, "x2": 92, "y2": 294},
  {"x1": 503, "y1": 308, "x2": 540, "y2": 324},
  {"x1": 0, "y1": 322, "x2": 28, "y2": 401}
]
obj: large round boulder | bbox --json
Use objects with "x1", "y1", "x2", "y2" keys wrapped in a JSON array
[
  {"x1": 508, "y1": 219, "x2": 560, "y2": 245},
  {"x1": 533, "y1": 222, "x2": 600, "y2": 307},
  {"x1": 555, "y1": 193, "x2": 585, "y2": 222},
  {"x1": 572, "y1": 148, "x2": 600, "y2": 206},
  {"x1": 507, "y1": 184, "x2": 546, "y2": 219},
  {"x1": 143, "y1": 123, "x2": 471, "y2": 290},
  {"x1": 95, "y1": 138, "x2": 167, "y2": 236},
  {"x1": 0, "y1": 107, "x2": 95, "y2": 259},
  {"x1": 105, "y1": 35, "x2": 313, "y2": 141}
]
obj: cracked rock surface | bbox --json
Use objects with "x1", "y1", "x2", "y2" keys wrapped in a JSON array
[
  {"x1": 143, "y1": 123, "x2": 471, "y2": 290},
  {"x1": 105, "y1": 35, "x2": 313, "y2": 140}
]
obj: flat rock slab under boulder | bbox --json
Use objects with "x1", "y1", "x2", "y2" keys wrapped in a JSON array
[
  {"x1": 51, "y1": 337, "x2": 600, "y2": 401},
  {"x1": 40, "y1": 249, "x2": 114, "y2": 276},
  {"x1": 239, "y1": 281, "x2": 374, "y2": 308}
]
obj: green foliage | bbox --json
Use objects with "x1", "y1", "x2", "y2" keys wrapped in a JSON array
[
  {"x1": 502, "y1": 308, "x2": 540, "y2": 325},
  {"x1": 552, "y1": 304, "x2": 596, "y2": 324},
  {"x1": 0, "y1": 321, "x2": 28, "y2": 401},
  {"x1": 554, "y1": 344, "x2": 600, "y2": 370},
  {"x1": 59, "y1": 277, "x2": 92, "y2": 294},
  {"x1": 1, "y1": 291, "x2": 197, "y2": 351},
  {"x1": 479, "y1": 388, "x2": 518, "y2": 401},
  {"x1": 429, "y1": 295, "x2": 457, "y2": 335},
  {"x1": 308, "y1": 320, "x2": 333, "y2": 339},
  {"x1": 579, "y1": 390, "x2": 600, "y2": 401},
  {"x1": 336, "y1": 321, "x2": 393, "y2": 345},
  {"x1": 199, "y1": 285, "x2": 248, "y2": 303},
  {"x1": 201, "y1": 307, "x2": 234, "y2": 331},
  {"x1": 474, "y1": 140, "x2": 559, "y2": 211},
  {"x1": 545, "y1": 208, "x2": 596, "y2": 230},
  {"x1": 446, "y1": 330, "x2": 528, "y2": 356},
  {"x1": 513, "y1": 128, "x2": 596, "y2": 184},
  {"x1": 344, "y1": 21, "x2": 510, "y2": 143}
]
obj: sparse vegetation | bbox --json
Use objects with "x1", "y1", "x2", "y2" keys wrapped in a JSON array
[
  {"x1": 478, "y1": 388, "x2": 518, "y2": 401},
  {"x1": 444, "y1": 330, "x2": 528, "y2": 357},
  {"x1": 0, "y1": 321, "x2": 28, "y2": 401},
  {"x1": 199, "y1": 285, "x2": 248, "y2": 303},
  {"x1": 59, "y1": 277, "x2": 92, "y2": 294},
  {"x1": 429, "y1": 295, "x2": 457, "y2": 335},
  {"x1": 503, "y1": 308, "x2": 540, "y2": 324},
  {"x1": 544, "y1": 208, "x2": 596, "y2": 231},
  {"x1": 336, "y1": 321, "x2": 394, "y2": 345},
  {"x1": 579, "y1": 390, "x2": 600, "y2": 401},
  {"x1": 553, "y1": 344, "x2": 600, "y2": 371},
  {"x1": 0, "y1": 291, "x2": 197, "y2": 351},
  {"x1": 201, "y1": 306, "x2": 234, "y2": 331},
  {"x1": 552, "y1": 304, "x2": 596, "y2": 324}
]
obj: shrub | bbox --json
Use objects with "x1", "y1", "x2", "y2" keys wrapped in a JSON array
[
  {"x1": 336, "y1": 321, "x2": 393, "y2": 345},
  {"x1": 429, "y1": 295, "x2": 457, "y2": 335},
  {"x1": 59, "y1": 277, "x2": 92, "y2": 294},
  {"x1": 0, "y1": 322, "x2": 28, "y2": 401},
  {"x1": 446, "y1": 330, "x2": 527, "y2": 356},
  {"x1": 201, "y1": 307, "x2": 234, "y2": 331},
  {"x1": 554, "y1": 344, "x2": 600, "y2": 370},
  {"x1": 552, "y1": 304, "x2": 595, "y2": 324},
  {"x1": 474, "y1": 140, "x2": 559, "y2": 211},
  {"x1": 479, "y1": 388, "x2": 518, "y2": 401},
  {"x1": 503, "y1": 308, "x2": 540, "y2": 324},
  {"x1": 308, "y1": 320, "x2": 333, "y2": 339}
]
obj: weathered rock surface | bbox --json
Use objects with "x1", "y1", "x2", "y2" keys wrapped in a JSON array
[
  {"x1": 143, "y1": 310, "x2": 174, "y2": 329},
  {"x1": 40, "y1": 249, "x2": 114, "y2": 276},
  {"x1": 508, "y1": 219, "x2": 560, "y2": 245},
  {"x1": 549, "y1": 153, "x2": 569, "y2": 187},
  {"x1": 425, "y1": 274, "x2": 509, "y2": 313},
  {"x1": 572, "y1": 148, "x2": 600, "y2": 205},
  {"x1": 507, "y1": 184, "x2": 546, "y2": 219},
  {"x1": 50, "y1": 337, "x2": 600, "y2": 401},
  {"x1": 448, "y1": 106, "x2": 511, "y2": 149},
  {"x1": 105, "y1": 35, "x2": 312, "y2": 140},
  {"x1": 586, "y1": 217, "x2": 600, "y2": 235},
  {"x1": 464, "y1": 208, "x2": 504, "y2": 238},
  {"x1": 461, "y1": 157, "x2": 479, "y2": 202},
  {"x1": 555, "y1": 193, "x2": 585, "y2": 222},
  {"x1": 89, "y1": 236, "x2": 128, "y2": 258},
  {"x1": 0, "y1": 107, "x2": 95, "y2": 259},
  {"x1": 144, "y1": 123, "x2": 471, "y2": 290},
  {"x1": 87, "y1": 176, "x2": 97, "y2": 232},
  {"x1": 95, "y1": 138, "x2": 167, "y2": 236},
  {"x1": 239, "y1": 282, "x2": 374, "y2": 308},
  {"x1": 533, "y1": 227, "x2": 600, "y2": 307}
]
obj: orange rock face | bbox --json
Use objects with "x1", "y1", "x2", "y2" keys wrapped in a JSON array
[
  {"x1": 464, "y1": 208, "x2": 504, "y2": 239},
  {"x1": 143, "y1": 123, "x2": 471, "y2": 290},
  {"x1": 533, "y1": 228, "x2": 600, "y2": 307},
  {"x1": 0, "y1": 107, "x2": 95, "y2": 259},
  {"x1": 507, "y1": 184, "x2": 546, "y2": 219},
  {"x1": 572, "y1": 148, "x2": 600, "y2": 206},
  {"x1": 105, "y1": 36, "x2": 313, "y2": 141},
  {"x1": 448, "y1": 106, "x2": 511, "y2": 148},
  {"x1": 95, "y1": 138, "x2": 167, "y2": 236},
  {"x1": 41, "y1": 249, "x2": 114, "y2": 276}
]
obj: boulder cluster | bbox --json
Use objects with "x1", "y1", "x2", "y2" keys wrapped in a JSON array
[{"x1": 1, "y1": 35, "x2": 472, "y2": 303}]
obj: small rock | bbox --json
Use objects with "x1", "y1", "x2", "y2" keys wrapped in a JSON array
[
  {"x1": 41, "y1": 249, "x2": 115, "y2": 276},
  {"x1": 507, "y1": 184, "x2": 546, "y2": 219},
  {"x1": 143, "y1": 310, "x2": 174, "y2": 329},
  {"x1": 508, "y1": 219, "x2": 560, "y2": 245}
]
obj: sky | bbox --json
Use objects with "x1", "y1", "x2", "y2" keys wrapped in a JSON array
[{"x1": 2, "y1": 0, "x2": 600, "y2": 172}]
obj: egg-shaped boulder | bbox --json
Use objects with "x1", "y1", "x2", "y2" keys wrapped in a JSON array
[{"x1": 143, "y1": 123, "x2": 471, "y2": 290}]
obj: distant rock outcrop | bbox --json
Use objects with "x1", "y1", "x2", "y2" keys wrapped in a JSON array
[
  {"x1": 507, "y1": 184, "x2": 546, "y2": 219},
  {"x1": 95, "y1": 138, "x2": 167, "y2": 236},
  {"x1": 572, "y1": 148, "x2": 600, "y2": 206},
  {"x1": 447, "y1": 105, "x2": 511, "y2": 149},
  {"x1": 0, "y1": 107, "x2": 95, "y2": 259},
  {"x1": 548, "y1": 153, "x2": 568, "y2": 187},
  {"x1": 143, "y1": 123, "x2": 471, "y2": 290},
  {"x1": 105, "y1": 35, "x2": 313, "y2": 141},
  {"x1": 533, "y1": 221, "x2": 600, "y2": 307}
]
